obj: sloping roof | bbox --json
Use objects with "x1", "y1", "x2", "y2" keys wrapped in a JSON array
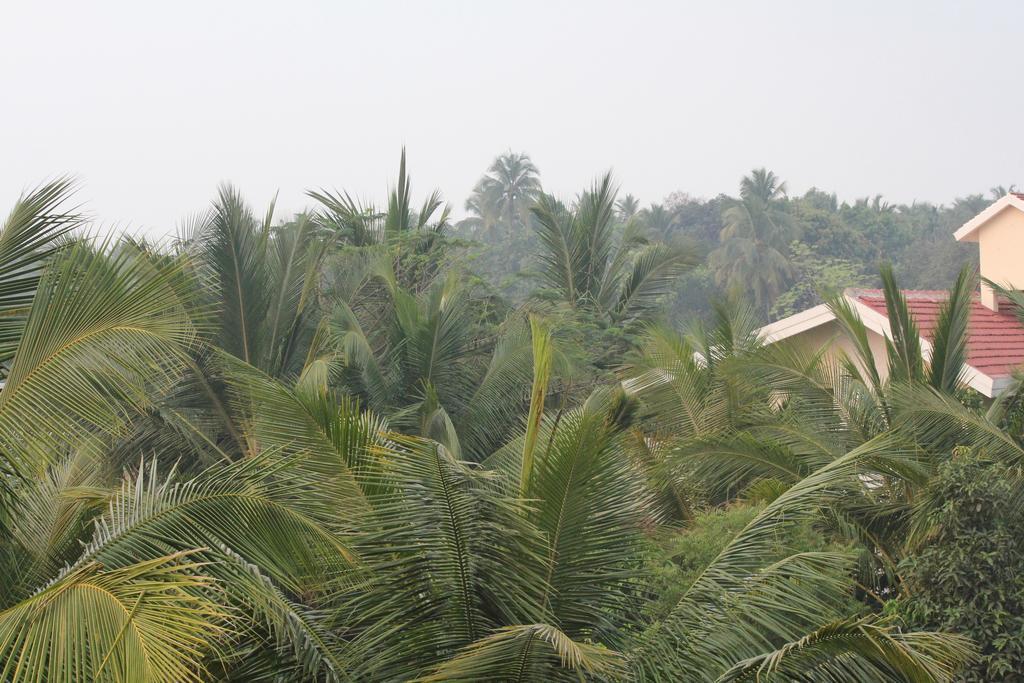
[
  {"x1": 848, "y1": 289, "x2": 1024, "y2": 380},
  {"x1": 953, "y1": 192, "x2": 1024, "y2": 242},
  {"x1": 757, "y1": 289, "x2": 1024, "y2": 397}
]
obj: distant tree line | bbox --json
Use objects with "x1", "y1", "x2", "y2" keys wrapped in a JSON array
[{"x1": 456, "y1": 152, "x2": 999, "y2": 323}]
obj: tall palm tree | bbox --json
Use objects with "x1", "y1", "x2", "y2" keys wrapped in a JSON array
[
  {"x1": 531, "y1": 173, "x2": 698, "y2": 326},
  {"x1": 326, "y1": 252, "x2": 536, "y2": 461},
  {"x1": 709, "y1": 168, "x2": 799, "y2": 315},
  {"x1": 616, "y1": 194, "x2": 640, "y2": 222},
  {"x1": 638, "y1": 202, "x2": 674, "y2": 236},
  {"x1": 465, "y1": 151, "x2": 541, "y2": 238},
  {"x1": 740, "y1": 167, "x2": 787, "y2": 203}
]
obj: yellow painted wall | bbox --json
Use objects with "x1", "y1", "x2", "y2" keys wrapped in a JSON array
[{"x1": 977, "y1": 207, "x2": 1024, "y2": 289}]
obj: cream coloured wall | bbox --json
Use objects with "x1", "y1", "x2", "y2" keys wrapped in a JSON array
[
  {"x1": 782, "y1": 319, "x2": 891, "y2": 383},
  {"x1": 976, "y1": 206, "x2": 1024, "y2": 297}
]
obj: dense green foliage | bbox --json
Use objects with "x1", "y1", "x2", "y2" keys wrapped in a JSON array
[
  {"x1": 1, "y1": 153, "x2": 1019, "y2": 681},
  {"x1": 642, "y1": 502, "x2": 850, "y2": 623},
  {"x1": 897, "y1": 455, "x2": 1024, "y2": 682}
]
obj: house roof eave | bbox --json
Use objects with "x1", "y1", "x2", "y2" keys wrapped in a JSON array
[
  {"x1": 757, "y1": 303, "x2": 836, "y2": 344},
  {"x1": 953, "y1": 193, "x2": 1024, "y2": 242}
]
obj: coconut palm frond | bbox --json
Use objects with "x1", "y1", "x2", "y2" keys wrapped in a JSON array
[
  {"x1": 0, "y1": 551, "x2": 227, "y2": 683},
  {"x1": 416, "y1": 623, "x2": 625, "y2": 682},
  {"x1": 0, "y1": 177, "x2": 83, "y2": 365},
  {"x1": 927, "y1": 266, "x2": 974, "y2": 393},
  {"x1": 717, "y1": 616, "x2": 974, "y2": 683},
  {"x1": 0, "y1": 240, "x2": 196, "y2": 476}
]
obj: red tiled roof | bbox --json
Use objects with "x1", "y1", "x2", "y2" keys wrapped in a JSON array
[{"x1": 848, "y1": 289, "x2": 1024, "y2": 378}]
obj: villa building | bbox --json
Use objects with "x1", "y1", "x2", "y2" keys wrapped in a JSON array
[{"x1": 757, "y1": 193, "x2": 1024, "y2": 397}]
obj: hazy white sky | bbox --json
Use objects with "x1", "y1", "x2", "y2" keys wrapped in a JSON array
[{"x1": 3, "y1": 1, "x2": 1022, "y2": 235}]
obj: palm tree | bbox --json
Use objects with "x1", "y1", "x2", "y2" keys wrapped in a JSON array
[
  {"x1": 638, "y1": 202, "x2": 674, "y2": 236},
  {"x1": 312, "y1": 152, "x2": 541, "y2": 461},
  {"x1": 458, "y1": 189, "x2": 499, "y2": 236},
  {"x1": 616, "y1": 194, "x2": 640, "y2": 222},
  {"x1": 311, "y1": 148, "x2": 451, "y2": 300},
  {"x1": 622, "y1": 300, "x2": 768, "y2": 516},
  {"x1": 464, "y1": 151, "x2": 541, "y2": 238},
  {"x1": 176, "y1": 186, "x2": 336, "y2": 379},
  {"x1": 709, "y1": 168, "x2": 799, "y2": 315},
  {"x1": 0, "y1": 230, "x2": 220, "y2": 679},
  {"x1": 990, "y1": 184, "x2": 1018, "y2": 199},
  {"x1": 531, "y1": 173, "x2": 698, "y2": 326},
  {"x1": 455, "y1": 152, "x2": 543, "y2": 303},
  {"x1": 311, "y1": 147, "x2": 450, "y2": 249},
  {"x1": 325, "y1": 251, "x2": 536, "y2": 461},
  {"x1": 740, "y1": 167, "x2": 787, "y2": 203},
  {"x1": 143, "y1": 185, "x2": 351, "y2": 462}
]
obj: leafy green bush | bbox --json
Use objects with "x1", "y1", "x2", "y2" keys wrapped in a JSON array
[{"x1": 896, "y1": 454, "x2": 1024, "y2": 681}]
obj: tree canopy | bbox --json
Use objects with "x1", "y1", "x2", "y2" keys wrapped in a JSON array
[{"x1": 0, "y1": 154, "x2": 1015, "y2": 682}]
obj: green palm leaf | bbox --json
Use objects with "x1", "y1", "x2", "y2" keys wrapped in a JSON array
[
  {"x1": 531, "y1": 193, "x2": 578, "y2": 304},
  {"x1": 457, "y1": 318, "x2": 535, "y2": 461},
  {"x1": 527, "y1": 388, "x2": 651, "y2": 640},
  {"x1": 0, "y1": 177, "x2": 82, "y2": 365},
  {"x1": 217, "y1": 350, "x2": 380, "y2": 508},
  {"x1": 0, "y1": 550, "x2": 226, "y2": 683},
  {"x1": 192, "y1": 185, "x2": 272, "y2": 366},
  {"x1": 927, "y1": 266, "x2": 973, "y2": 393},
  {"x1": 416, "y1": 623, "x2": 624, "y2": 682},
  {"x1": 611, "y1": 242, "x2": 698, "y2": 324},
  {"x1": 718, "y1": 616, "x2": 973, "y2": 682},
  {"x1": 519, "y1": 315, "x2": 552, "y2": 496},
  {"x1": 0, "y1": 239, "x2": 196, "y2": 477},
  {"x1": 3, "y1": 450, "x2": 107, "y2": 599},
  {"x1": 880, "y1": 263, "x2": 925, "y2": 384},
  {"x1": 78, "y1": 456, "x2": 357, "y2": 604},
  {"x1": 337, "y1": 435, "x2": 547, "y2": 680}
]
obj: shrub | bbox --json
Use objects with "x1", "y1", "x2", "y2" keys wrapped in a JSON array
[{"x1": 896, "y1": 454, "x2": 1024, "y2": 681}]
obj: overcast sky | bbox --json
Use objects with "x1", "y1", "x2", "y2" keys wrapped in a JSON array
[{"x1": 3, "y1": 1, "x2": 1022, "y2": 235}]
